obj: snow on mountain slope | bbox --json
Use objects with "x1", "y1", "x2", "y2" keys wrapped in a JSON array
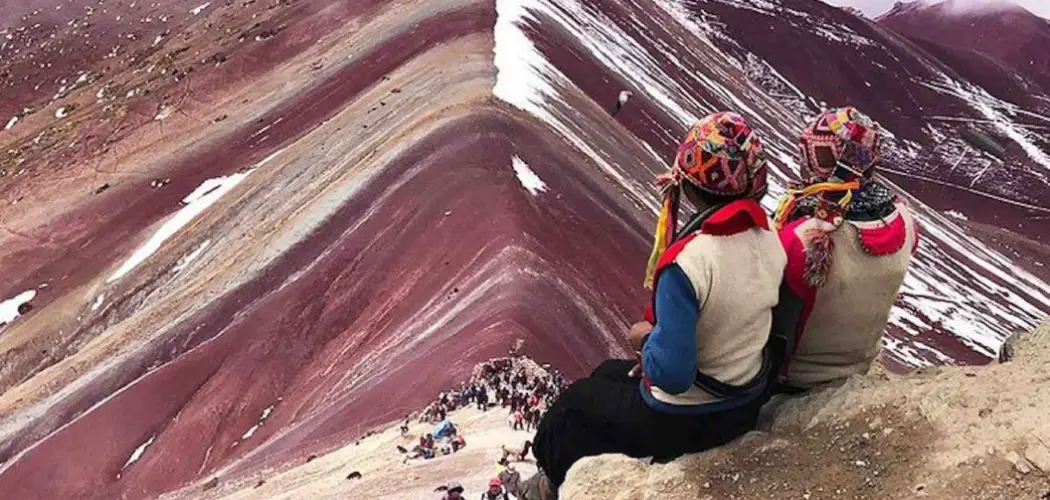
[
  {"x1": 683, "y1": 0, "x2": 1050, "y2": 233},
  {"x1": 0, "y1": 0, "x2": 1046, "y2": 498},
  {"x1": 494, "y1": 0, "x2": 1049, "y2": 363}
]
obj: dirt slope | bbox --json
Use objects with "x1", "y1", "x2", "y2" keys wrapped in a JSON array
[
  {"x1": 157, "y1": 406, "x2": 539, "y2": 500},
  {"x1": 561, "y1": 323, "x2": 1050, "y2": 500}
]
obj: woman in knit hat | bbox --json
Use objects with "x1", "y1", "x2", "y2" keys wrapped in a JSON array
[
  {"x1": 524, "y1": 112, "x2": 786, "y2": 499},
  {"x1": 769, "y1": 106, "x2": 919, "y2": 392}
]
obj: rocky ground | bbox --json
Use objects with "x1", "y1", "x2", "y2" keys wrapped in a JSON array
[{"x1": 561, "y1": 323, "x2": 1050, "y2": 500}]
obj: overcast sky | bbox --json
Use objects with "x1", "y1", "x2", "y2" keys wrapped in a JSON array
[{"x1": 822, "y1": 0, "x2": 1050, "y2": 17}]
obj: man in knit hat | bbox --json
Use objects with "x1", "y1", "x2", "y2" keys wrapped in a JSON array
[
  {"x1": 524, "y1": 112, "x2": 786, "y2": 498},
  {"x1": 770, "y1": 106, "x2": 919, "y2": 392}
]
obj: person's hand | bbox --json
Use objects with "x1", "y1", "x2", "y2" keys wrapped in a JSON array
[
  {"x1": 628, "y1": 321, "x2": 653, "y2": 351},
  {"x1": 627, "y1": 363, "x2": 643, "y2": 377}
]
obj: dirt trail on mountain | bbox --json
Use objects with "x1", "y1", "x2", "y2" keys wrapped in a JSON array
[{"x1": 162, "y1": 406, "x2": 538, "y2": 500}]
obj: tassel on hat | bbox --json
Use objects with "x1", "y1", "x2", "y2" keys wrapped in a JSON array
[
  {"x1": 803, "y1": 223, "x2": 836, "y2": 288},
  {"x1": 773, "y1": 180, "x2": 859, "y2": 288},
  {"x1": 644, "y1": 173, "x2": 681, "y2": 289}
]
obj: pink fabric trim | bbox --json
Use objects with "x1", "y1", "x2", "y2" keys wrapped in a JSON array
[{"x1": 778, "y1": 218, "x2": 818, "y2": 375}]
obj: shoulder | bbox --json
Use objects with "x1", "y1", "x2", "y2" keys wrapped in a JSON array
[
  {"x1": 895, "y1": 200, "x2": 921, "y2": 252},
  {"x1": 672, "y1": 234, "x2": 713, "y2": 271},
  {"x1": 778, "y1": 217, "x2": 818, "y2": 257},
  {"x1": 847, "y1": 201, "x2": 916, "y2": 256}
]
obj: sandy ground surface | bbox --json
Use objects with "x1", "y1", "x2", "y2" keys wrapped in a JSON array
[
  {"x1": 170, "y1": 405, "x2": 539, "y2": 500},
  {"x1": 561, "y1": 323, "x2": 1050, "y2": 500}
]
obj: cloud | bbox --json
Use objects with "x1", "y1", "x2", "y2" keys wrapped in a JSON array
[{"x1": 822, "y1": 0, "x2": 1050, "y2": 18}]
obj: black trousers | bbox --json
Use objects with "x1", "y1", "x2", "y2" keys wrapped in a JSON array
[{"x1": 533, "y1": 359, "x2": 763, "y2": 487}]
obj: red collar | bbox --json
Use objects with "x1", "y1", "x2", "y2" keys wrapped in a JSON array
[
  {"x1": 701, "y1": 198, "x2": 769, "y2": 235},
  {"x1": 642, "y1": 198, "x2": 769, "y2": 324}
]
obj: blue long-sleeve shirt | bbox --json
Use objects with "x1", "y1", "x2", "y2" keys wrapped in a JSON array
[{"x1": 642, "y1": 264, "x2": 700, "y2": 395}]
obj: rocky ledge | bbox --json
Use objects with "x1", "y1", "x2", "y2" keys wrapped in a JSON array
[{"x1": 561, "y1": 324, "x2": 1050, "y2": 500}]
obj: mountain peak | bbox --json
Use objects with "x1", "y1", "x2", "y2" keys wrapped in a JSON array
[
  {"x1": 880, "y1": 0, "x2": 1034, "y2": 20},
  {"x1": 878, "y1": 0, "x2": 1050, "y2": 90}
]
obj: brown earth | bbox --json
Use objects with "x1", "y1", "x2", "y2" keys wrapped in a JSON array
[{"x1": 561, "y1": 323, "x2": 1050, "y2": 500}]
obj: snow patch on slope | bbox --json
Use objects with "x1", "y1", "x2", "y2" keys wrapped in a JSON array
[
  {"x1": 118, "y1": 434, "x2": 155, "y2": 477},
  {"x1": 108, "y1": 150, "x2": 283, "y2": 283},
  {"x1": 234, "y1": 405, "x2": 275, "y2": 446},
  {"x1": 107, "y1": 172, "x2": 250, "y2": 283},
  {"x1": 0, "y1": 290, "x2": 36, "y2": 325},
  {"x1": 920, "y1": 73, "x2": 1050, "y2": 177},
  {"x1": 699, "y1": 0, "x2": 873, "y2": 46},
  {"x1": 511, "y1": 155, "x2": 547, "y2": 195},
  {"x1": 173, "y1": 240, "x2": 211, "y2": 273},
  {"x1": 494, "y1": 0, "x2": 660, "y2": 214},
  {"x1": 886, "y1": 191, "x2": 1050, "y2": 361}
]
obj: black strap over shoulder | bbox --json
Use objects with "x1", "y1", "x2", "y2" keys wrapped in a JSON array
[
  {"x1": 693, "y1": 348, "x2": 771, "y2": 399},
  {"x1": 675, "y1": 203, "x2": 726, "y2": 241}
]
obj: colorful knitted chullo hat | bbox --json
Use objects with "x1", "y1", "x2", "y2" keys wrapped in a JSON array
[
  {"x1": 644, "y1": 112, "x2": 767, "y2": 288},
  {"x1": 774, "y1": 107, "x2": 883, "y2": 230},
  {"x1": 773, "y1": 106, "x2": 887, "y2": 287},
  {"x1": 799, "y1": 106, "x2": 880, "y2": 184}
]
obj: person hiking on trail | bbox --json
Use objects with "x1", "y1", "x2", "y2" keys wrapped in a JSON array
[
  {"x1": 612, "y1": 90, "x2": 633, "y2": 117},
  {"x1": 451, "y1": 434, "x2": 466, "y2": 452},
  {"x1": 438, "y1": 481, "x2": 465, "y2": 500},
  {"x1": 769, "y1": 107, "x2": 919, "y2": 392},
  {"x1": 524, "y1": 112, "x2": 785, "y2": 498},
  {"x1": 524, "y1": 408, "x2": 538, "y2": 432},
  {"x1": 512, "y1": 409, "x2": 524, "y2": 431},
  {"x1": 498, "y1": 465, "x2": 523, "y2": 499},
  {"x1": 480, "y1": 478, "x2": 509, "y2": 500}
]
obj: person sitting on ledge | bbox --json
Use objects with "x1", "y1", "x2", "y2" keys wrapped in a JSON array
[
  {"x1": 769, "y1": 107, "x2": 919, "y2": 394},
  {"x1": 523, "y1": 112, "x2": 786, "y2": 499}
]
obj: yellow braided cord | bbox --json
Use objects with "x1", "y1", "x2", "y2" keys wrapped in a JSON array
[
  {"x1": 773, "y1": 181, "x2": 860, "y2": 230},
  {"x1": 644, "y1": 196, "x2": 673, "y2": 289}
]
